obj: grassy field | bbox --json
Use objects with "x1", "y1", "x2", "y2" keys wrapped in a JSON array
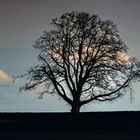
[
  {"x1": 0, "y1": 111, "x2": 140, "y2": 139},
  {"x1": 0, "y1": 132, "x2": 140, "y2": 140}
]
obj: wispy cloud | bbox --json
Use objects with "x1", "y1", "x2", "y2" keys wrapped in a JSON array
[
  {"x1": 0, "y1": 70, "x2": 14, "y2": 84},
  {"x1": 30, "y1": 84, "x2": 46, "y2": 97}
]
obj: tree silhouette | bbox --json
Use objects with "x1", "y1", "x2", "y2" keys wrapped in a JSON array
[{"x1": 21, "y1": 12, "x2": 140, "y2": 114}]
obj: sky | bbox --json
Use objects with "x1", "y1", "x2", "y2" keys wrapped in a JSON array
[{"x1": 0, "y1": 0, "x2": 140, "y2": 112}]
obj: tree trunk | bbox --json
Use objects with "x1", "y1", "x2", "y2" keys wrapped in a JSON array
[
  {"x1": 70, "y1": 103, "x2": 81, "y2": 122},
  {"x1": 71, "y1": 105, "x2": 80, "y2": 113}
]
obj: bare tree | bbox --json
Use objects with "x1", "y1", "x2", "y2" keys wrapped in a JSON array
[{"x1": 21, "y1": 12, "x2": 140, "y2": 114}]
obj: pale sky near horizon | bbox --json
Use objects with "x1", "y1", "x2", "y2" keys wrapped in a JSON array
[{"x1": 0, "y1": 0, "x2": 140, "y2": 112}]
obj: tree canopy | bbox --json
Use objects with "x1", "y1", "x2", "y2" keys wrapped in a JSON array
[{"x1": 21, "y1": 12, "x2": 140, "y2": 113}]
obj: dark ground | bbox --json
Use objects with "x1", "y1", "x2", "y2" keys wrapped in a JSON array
[{"x1": 0, "y1": 111, "x2": 140, "y2": 140}]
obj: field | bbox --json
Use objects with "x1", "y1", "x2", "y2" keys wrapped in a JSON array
[{"x1": 0, "y1": 111, "x2": 140, "y2": 139}]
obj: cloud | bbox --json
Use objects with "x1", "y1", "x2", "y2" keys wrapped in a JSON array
[
  {"x1": 30, "y1": 84, "x2": 46, "y2": 97},
  {"x1": 0, "y1": 70, "x2": 14, "y2": 84}
]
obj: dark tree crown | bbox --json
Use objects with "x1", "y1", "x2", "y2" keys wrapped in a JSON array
[{"x1": 20, "y1": 12, "x2": 140, "y2": 113}]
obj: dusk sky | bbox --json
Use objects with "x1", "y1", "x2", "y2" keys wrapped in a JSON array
[{"x1": 0, "y1": 0, "x2": 140, "y2": 112}]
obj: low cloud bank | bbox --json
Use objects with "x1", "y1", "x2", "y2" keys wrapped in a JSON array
[{"x1": 0, "y1": 70, "x2": 14, "y2": 84}]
